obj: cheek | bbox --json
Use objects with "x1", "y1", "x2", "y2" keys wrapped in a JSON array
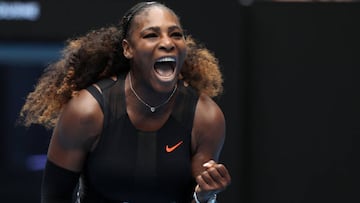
[
  {"x1": 179, "y1": 46, "x2": 187, "y2": 62},
  {"x1": 133, "y1": 44, "x2": 154, "y2": 60}
]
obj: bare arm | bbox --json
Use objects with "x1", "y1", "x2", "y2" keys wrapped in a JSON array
[
  {"x1": 41, "y1": 89, "x2": 103, "y2": 202},
  {"x1": 47, "y1": 89, "x2": 103, "y2": 171},
  {"x1": 191, "y1": 94, "x2": 231, "y2": 202}
]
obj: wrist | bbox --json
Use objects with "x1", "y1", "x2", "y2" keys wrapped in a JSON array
[{"x1": 193, "y1": 191, "x2": 217, "y2": 203}]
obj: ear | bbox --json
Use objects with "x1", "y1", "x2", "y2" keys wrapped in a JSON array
[{"x1": 122, "y1": 39, "x2": 133, "y2": 59}]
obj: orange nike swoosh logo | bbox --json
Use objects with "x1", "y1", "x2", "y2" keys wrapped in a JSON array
[{"x1": 165, "y1": 141, "x2": 183, "y2": 153}]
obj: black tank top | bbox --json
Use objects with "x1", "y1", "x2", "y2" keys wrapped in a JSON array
[{"x1": 80, "y1": 74, "x2": 198, "y2": 203}]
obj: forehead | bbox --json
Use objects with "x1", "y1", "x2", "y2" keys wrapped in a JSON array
[{"x1": 132, "y1": 6, "x2": 181, "y2": 29}]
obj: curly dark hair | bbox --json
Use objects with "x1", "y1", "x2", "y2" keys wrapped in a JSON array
[{"x1": 18, "y1": 1, "x2": 223, "y2": 129}]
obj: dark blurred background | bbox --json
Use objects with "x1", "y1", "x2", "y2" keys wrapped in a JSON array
[{"x1": 1, "y1": 0, "x2": 359, "y2": 202}]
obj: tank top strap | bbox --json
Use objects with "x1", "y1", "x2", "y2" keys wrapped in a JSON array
[
  {"x1": 172, "y1": 81, "x2": 199, "y2": 131},
  {"x1": 106, "y1": 73, "x2": 126, "y2": 120},
  {"x1": 85, "y1": 77, "x2": 117, "y2": 132}
]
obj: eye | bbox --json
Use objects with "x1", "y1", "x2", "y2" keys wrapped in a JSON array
[
  {"x1": 171, "y1": 32, "x2": 184, "y2": 39},
  {"x1": 143, "y1": 33, "x2": 158, "y2": 38}
]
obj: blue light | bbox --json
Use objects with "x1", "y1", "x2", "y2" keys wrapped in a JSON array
[
  {"x1": 26, "y1": 154, "x2": 47, "y2": 171},
  {"x1": 0, "y1": 42, "x2": 63, "y2": 66}
]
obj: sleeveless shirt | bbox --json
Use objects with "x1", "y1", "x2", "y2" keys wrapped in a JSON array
[{"x1": 80, "y1": 74, "x2": 198, "y2": 203}]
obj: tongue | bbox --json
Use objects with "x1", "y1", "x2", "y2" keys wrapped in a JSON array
[{"x1": 154, "y1": 62, "x2": 174, "y2": 77}]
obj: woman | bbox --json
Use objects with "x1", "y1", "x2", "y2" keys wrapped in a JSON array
[{"x1": 19, "y1": 1, "x2": 231, "y2": 202}]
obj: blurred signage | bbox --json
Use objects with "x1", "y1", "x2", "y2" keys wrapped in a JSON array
[
  {"x1": 0, "y1": 1, "x2": 40, "y2": 21},
  {"x1": 0, "y1": 1, "x2": 133, "y2": 41}
]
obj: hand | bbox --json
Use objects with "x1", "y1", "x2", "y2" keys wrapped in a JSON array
[{"x1": 195, "y1": 160, "x2": 231, "y2": 201}]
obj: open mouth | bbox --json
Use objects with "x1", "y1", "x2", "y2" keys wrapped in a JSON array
[{"x1": 154, "y1": 56, "x2": 176, "y2": 78}]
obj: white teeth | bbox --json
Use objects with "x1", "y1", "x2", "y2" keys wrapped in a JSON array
[{"x1": 156, "y1": 57, "x2": 176, "y2": 62}]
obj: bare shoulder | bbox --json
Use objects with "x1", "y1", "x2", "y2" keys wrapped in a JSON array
[
  {"x1": 194, "y1": 94, "x2": 225, "y2": 136},
  {"x1": 195, "y1": 94, "x2": 225, "y2": 126},
  {"x1": 47, "y1": 88, "x2": 103, "y2": 171},
  {"x1": 55, "y1": 88, "x2": 103, "y2": 149}
]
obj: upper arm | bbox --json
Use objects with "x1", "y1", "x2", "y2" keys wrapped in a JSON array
[
  {"x1": 191, "y1": 94, "x2": 226, "y2": 177},
  {"x1": 47, "y1": 89, "x2": 103, "y2": 172}
]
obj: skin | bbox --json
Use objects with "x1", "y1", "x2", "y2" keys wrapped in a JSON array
[{"x1": 47, "y1": 5, "x2": 231, "y2": 202}]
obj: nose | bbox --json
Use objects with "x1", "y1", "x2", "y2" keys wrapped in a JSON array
[{"x1": 159, "y1": 36, "x2": 175, "y2": 51}]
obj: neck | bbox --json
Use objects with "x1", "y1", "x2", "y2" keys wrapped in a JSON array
[{"x1": 127, "y1": 72, "x2": 177, "y2": 113}]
